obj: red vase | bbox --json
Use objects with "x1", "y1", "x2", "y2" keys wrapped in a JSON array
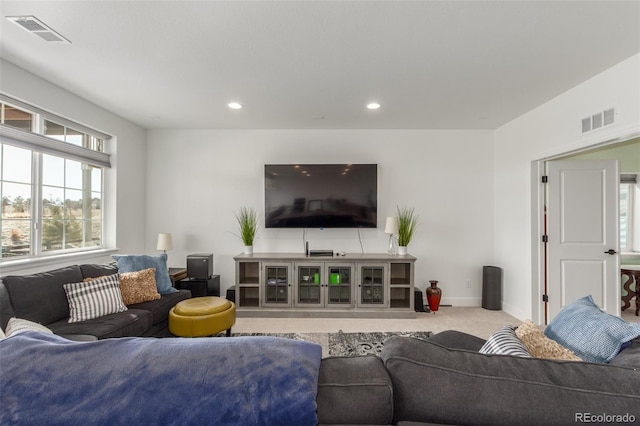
[{"x1": 426, "y1": 280, "x2": 442, "y2": 312}]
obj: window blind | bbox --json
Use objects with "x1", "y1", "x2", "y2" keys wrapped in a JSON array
[{"x1": 0, "y1": 124, "x2": 111, "y2": 168}]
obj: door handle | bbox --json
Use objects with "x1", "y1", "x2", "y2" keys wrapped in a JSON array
[{"x1": 604, "y1": 249, "x2": 617, "y2": 255}]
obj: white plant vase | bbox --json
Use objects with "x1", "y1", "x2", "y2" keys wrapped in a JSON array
[
  {"x1": 244, "y1": 245, "x2": 254, "y2": 255},
  {"x1": 398, "y1": 246, "x2": 408, "y2": 256}
]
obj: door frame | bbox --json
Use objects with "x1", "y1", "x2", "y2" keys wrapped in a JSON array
[{"x1": 530, "y1": 131, "x2": 640, "y2": 325}]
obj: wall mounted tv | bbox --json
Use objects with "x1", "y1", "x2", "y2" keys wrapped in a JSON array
[{"x1": 265, "y1": 164, "x2": 377, "y2": 228}]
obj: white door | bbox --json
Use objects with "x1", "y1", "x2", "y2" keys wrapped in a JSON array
[{"x1": 546, "y1": 160, "x2": 620, "y2": 320}]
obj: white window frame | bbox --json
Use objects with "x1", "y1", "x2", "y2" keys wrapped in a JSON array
[
  {"x1": 0, "y1": 95, "x2": 112, "y2": 266},
  {"x1": 620, "y1": 173, "x2": 639, "y2": 254},
  {"x1": 620, "y1": 183, "x2": 633, "y2": 252}
]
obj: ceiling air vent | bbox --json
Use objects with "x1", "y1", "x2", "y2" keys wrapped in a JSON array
[
  {"x1": 6, "y1": 16, "x2": 70, "y2": 43},
  {"x1": 581, "y1": 108, "x2": 615, "y2": 134}
]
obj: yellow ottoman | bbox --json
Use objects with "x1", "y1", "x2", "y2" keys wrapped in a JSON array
[{"x1": 169, "y1": 296, "x2": 236, "y2": 337}]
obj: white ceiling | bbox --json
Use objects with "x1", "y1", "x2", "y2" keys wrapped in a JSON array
[{"x1": 0, "y1": 1, "x2": 639, "y2": 130}]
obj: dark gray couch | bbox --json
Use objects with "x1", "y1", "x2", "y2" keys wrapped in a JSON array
[
  {"x1": 318, "y1": 331, "x2": 640, "y2": 425},
  {"x1": 2, "y1": 262, "x2": 639, "y2": 424},
  {"x1": 0, "y1": 263, "x2": 190, "y2": 338}
]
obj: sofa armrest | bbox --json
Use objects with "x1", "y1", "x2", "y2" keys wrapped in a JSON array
[
  {"x1": 317, "y1": 355, "x2": 393, "y2": 425},
  {"x1": 0, "y1": 282, "x2": 16, "y2": 331}
]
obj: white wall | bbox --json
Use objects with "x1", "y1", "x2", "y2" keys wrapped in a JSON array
[
  {"x1": 146, "y1": 129, "x2": 495, "y2": 303},
  {"x1": 0, "y1": 59, "x2": 148, "y2": 274},
  {"x1": 494, "y1": 54, "x2": 640, "y2": 321}
]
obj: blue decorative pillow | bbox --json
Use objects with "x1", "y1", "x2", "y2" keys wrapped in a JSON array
[
  {"x1": 479, "y1": 325, "x2": 531, "y2": 357},
  {"x1": 545, "y1": 295, "x2": 640, "y2": 363},
  {"x1": 112, "y1": 253, "x2": 177, "y2": 294}
]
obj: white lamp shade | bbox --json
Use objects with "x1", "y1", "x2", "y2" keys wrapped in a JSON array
[
  {"x1": 156, "y1": 233, "x2": 173, "y2": 251},
  {"x1": 384, "y1": 217, "x2": 399, "y2": 234}
]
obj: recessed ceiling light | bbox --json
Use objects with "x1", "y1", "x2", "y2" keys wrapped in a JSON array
[
  {"x1": 366, "y1": 102, "x2": 381, "y2": 110},
  {"x1": 228, "y1": 102, "x2": 243, "y2": 110}
]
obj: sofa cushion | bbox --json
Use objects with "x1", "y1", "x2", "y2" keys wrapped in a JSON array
[
  {"x1": 317, "y1": 355, "x2": 393, "y2": 425},
  {"x1": 80, "y1": 263, "x2": 119, "y2": 279},
  {"x1": 545, "y1": 295, "x2": 640, "y2": 363},
  {"x1": 2, "y1": 265, "x2": 83, "y2": 325},
  {"x1": 426, "y1": 329, "x2": 485, "y2": 351},
  {"x1": 47, "y1": 309, "x2": 153, "y2": 339},
  {"x1": 610, "y1": 338, "x2": 640, "y2": 369},
  {"x1": 63, "y1": 275, "x2": 127, "y2": 323},
  {"x1": 128, "y1": 290, "x2": 191, "y2": 325},
  {"x1": 118, "y1": 268, "x2": 161, "y2": 305},
  {"x1": 479, "y1": 325, "x2": 531, "y2": 357},
  {"x1": 112, "y1": 254, "x2": 177, "y2": 294},
  {"x1": 6, "y1": 317, "x2": 54, "y2": 337},
  {"x1": 381, "y1": 335, "x2": 640, "y2": 425}
]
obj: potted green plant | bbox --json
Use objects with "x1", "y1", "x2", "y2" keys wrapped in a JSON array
[
  {"x1": 235, "y1": 207, "x2": 259, "y2": 255},
  {"x1": 396, "y1": 206, "x2": 418, "y2": 255}
]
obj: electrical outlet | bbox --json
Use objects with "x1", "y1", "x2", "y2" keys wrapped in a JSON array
[{"x1": 466, "y1": 280, "x2": 471, "y2": 289}]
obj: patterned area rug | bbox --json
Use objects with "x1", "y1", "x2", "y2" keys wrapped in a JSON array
[{"x1": 216, "y1": 330, "x2": 433, "y2": 357}]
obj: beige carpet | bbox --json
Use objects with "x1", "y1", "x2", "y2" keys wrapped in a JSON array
[
  {"x1": 233, "y1": 306, "x2": 640, "y2": 340},
  {"x1": 232, "y1": 307, "x2": 520, "y2": 340}
]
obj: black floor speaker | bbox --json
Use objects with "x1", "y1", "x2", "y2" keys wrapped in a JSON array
[{"x1": 482, "y1": 266, "x2": 502, "y2": 310}]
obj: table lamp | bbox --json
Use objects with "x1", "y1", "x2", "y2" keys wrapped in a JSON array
[{"x1": 384, "y1": 217, "x2": 399, "y2": 255}]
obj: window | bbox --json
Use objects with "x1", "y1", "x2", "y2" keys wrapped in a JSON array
[
  {"x1": 620, "y1": 174, "x2": 637, "y2": 253},
  {"x1": 0, "y1": 97, "x2": 110, "y2": 261}
]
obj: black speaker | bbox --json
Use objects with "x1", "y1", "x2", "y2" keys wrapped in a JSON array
[
  {"x1": 482, "y1": 266, "x2": 502, "y2": 310},
  {"x1": 179, "y1": 275, "x2": 220, "y2": 297},
  {"x1": 187, "y1": 253, "x2": 213, "y2": 279},
  {"x1": 414, "y1": 288, "x2": 426, "y2": 312}
]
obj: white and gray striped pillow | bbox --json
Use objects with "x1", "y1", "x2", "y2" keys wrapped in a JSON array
[
  {"x1": 63, "y1": 274, "x2": 127, "y2": 323},
  {"x1": 479, "y1": 325, "x2": 531, "y2": 357}
]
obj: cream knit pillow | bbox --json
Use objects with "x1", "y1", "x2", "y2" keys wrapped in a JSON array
[{"x1": 516, "y1": 320, "x2": 582, "y2": 361}]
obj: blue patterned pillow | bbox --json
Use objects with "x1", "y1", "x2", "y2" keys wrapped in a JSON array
[
  {"x1": 545, "y1": 295, "x2": 640, "y2": 363},
  {"x1": 479, "y1": 326, "x2": 531, "y2": 357},
  {"x1": 112, "y1": 253, "x2": 177, "y2": 294}
]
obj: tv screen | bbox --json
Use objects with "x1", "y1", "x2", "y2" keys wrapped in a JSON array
[{"x1": 265, "y1": 164, "x2": 377, "y2": 228}]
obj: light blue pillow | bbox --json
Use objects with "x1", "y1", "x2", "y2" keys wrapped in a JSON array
[
  {"x1": 544, "y1": 295, "x2": 640, "y2": 363},
  {"x1": 112, "y1": 253, "x2": 177, "y2": 295}
]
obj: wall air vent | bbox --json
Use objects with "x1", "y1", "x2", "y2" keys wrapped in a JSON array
[
  {"x1": 581, "y1": 108, "x2": 615, "y2": 134},
  {"x1": 6, "y1": 16, "x2": 70, "y2": 44}
]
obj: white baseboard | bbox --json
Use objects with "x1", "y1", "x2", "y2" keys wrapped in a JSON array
[{"x1": 440, "y1": 297, "x2": 482, "y2": 307}]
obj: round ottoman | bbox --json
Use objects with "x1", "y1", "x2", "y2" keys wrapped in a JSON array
[{"x1": 169, "y1": 296, "x2": 236, "y2": 337}]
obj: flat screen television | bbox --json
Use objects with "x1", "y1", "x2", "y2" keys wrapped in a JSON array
[{"x1": 265, "y1": 164, "x2": 377, "y2": 228}]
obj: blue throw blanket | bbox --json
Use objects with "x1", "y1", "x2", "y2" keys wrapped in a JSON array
[{"x1": 0, "y1": 332, "x2": 322, "y2": 425}]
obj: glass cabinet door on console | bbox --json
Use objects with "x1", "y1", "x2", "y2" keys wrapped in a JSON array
[
  {"x1": 326, "y1": 265, "x2": 354, "y2": 308},
  {"x1": 263, "y1": 263, "x2": 291, "y2": 307},
  {"x1": 295, "y1": 264, "x2": 323, "y2": 307},
  {"x1": 358, "y1": 265, "x2": 387, "y2": 307}
]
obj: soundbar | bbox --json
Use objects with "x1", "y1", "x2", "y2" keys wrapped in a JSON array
[{"x1": 309, "y1": 250, "x2": 334, "y2": 257}]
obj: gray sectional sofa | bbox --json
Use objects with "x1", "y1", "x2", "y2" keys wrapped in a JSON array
[
  {"x1": 1, "y1": 329, "x2": 639, "y2": 425},
  {"x1": 0, "y1": 263, "x2": 190, "y2": 338},
  {"x1": 1, "y1": 263, "x2": 640, "y2": 424}
]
